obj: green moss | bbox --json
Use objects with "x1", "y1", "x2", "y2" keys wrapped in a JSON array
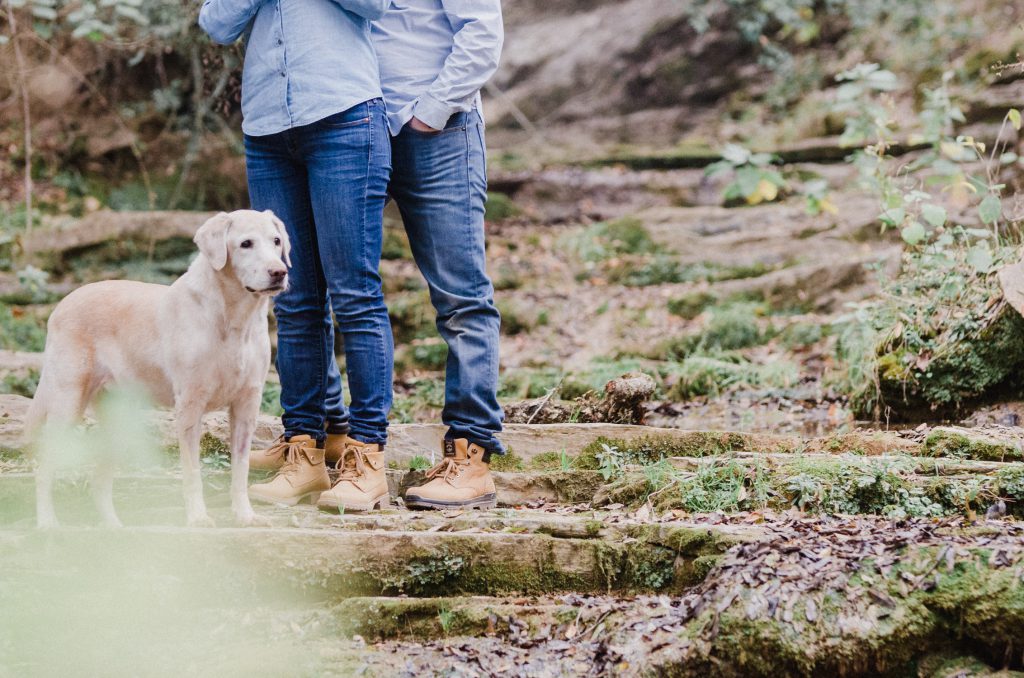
[
  {"x1": 667, "y1": 291, "x2": 718, "y2": 319},
  {"x1": 199, "y1": 432, "x2": 228, "y2": 457},
  {"x1": 388, "y1": 290, "x2": 435, "y2": 343},
  {"x1": 496, "y1": 299, "x2": 534, "y2": 335},
  {"x1": 923, "y1": 430, "x2": 1023, "y2": 462},
  {"x1": 1, "y1": 368, "x2": 39, "y2": 398},
  {"x1": 548, "y1": 471, "x2": 605, "y2": 503},
  {"x1": 578, "y1": 433, "x2": 750, "y2": 470},
  {"x1": 329, "y1": 597, "x2": 571, "y2": 641},
  {"x1": 838, "y1": 246, "x2": 1024, "y2": 419},
  {"x1": 489, "y1": 450, "x2": 525, "y2": 472},
  {"x1": 484, "y1": 192, "x2": 521, "y2": 221},
  {"x1": 584, "y1": 520, "x2": 604, "y2": 537},
  {"x1": 409, "y1": 340, "x2": 448, "y2": 370},
  {"x1": 885, "y1": 308, "x2": 1024, "y2": 414},
  {"x1": 663, "y1": 546, "x2": 1024, "y2": 676},
  {"x1": 527, "y1": 451, "x2": 572, "y2": 471}
]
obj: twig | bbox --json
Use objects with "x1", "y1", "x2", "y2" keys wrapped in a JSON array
[
  {"x1": 6, "y1": 2, "x2": 33, "y2": 241},
  {"x1": 912, "y1": 543, "x2": 951, "y2": 592},
  {"x1": 484, "y1": 81, "x2": 544, "y2": 141},
  {"x1": 169, "y1": 45, "x2": 233, "y2": 209},
  {"x1": 526, "y1": 376, "x2": 564, "y2": 424}
]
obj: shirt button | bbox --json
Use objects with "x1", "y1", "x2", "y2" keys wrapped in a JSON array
[
  {"x1": 277, "y1": 39, "x2": 282, "y2": 45},
  {"x1": 280, "y1": 71, "x2": 286, "y2": 77}
]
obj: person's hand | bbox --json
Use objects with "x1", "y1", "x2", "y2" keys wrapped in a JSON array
[{"x1": 409, "y1": 116, "x2": 440, "y2": 133}]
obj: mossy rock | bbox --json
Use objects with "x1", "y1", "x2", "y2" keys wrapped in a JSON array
[
  {"x1": 875, "y1": 305, "x2": 1024, "y2": 419},
  {"x1": 655, "y1": 548, "x2": 1024, "y2": 676},
  {"x1": 923, "y1": 428, "x2": 1024, "y2": 462},
  {"x1": 577, "y1": 433, "x2": 751, "y2": 470}
]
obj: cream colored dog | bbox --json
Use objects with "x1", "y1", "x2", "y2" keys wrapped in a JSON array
[{"x1": 27, "y1": 209, "x2": 290, "y2": 528}]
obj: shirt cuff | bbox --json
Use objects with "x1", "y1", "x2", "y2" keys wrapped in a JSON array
[{"x1": 411, "y1": 94, "x2": 454, "y2": 131}]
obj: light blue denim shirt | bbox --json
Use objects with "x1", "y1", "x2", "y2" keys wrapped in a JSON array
[
  {"x1": 371, "y1": 0, "x2": 503, "y2": 135},
  {"x1": 198, "y1": 0, "x2": 388, "y2": 137}
]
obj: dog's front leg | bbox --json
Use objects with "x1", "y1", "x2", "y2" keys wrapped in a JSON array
[
  {"x1": 35, "y1": 455, "x2": 59, "y2": 529},
  {"x1": 176, "y1": 407, "x2": 214, "y2": 528},
  {"x1": 229, "y1": 392, "x2": 267, "y2": 527},
  {"x1": 92, "y1": 458, "x2": 122, "y2": 528}
]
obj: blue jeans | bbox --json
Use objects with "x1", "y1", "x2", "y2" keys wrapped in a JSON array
[
  {"x1": 324, "y1": 109, "x2": 504, "y2": 453},
  {"x1": 245, "y1": 99, "x2": 393, "y2": 445}
]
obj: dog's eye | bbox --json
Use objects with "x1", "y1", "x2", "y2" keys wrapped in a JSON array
[
  {"x1": 273, "y1": 237, "x2": 281, "y2": 246},
  {"x1": 240, "y1": 240, "x2": 253, "y2": 249}
]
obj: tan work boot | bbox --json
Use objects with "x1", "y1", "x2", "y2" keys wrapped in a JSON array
[
  {"x1": 251, "y1": 432, "x2": 350, "y2": 470},
  {"x1": 404, "y1": 439, "x2": 497, "y2": 510},
  {"x1": 316, "y1": 439, "x2": 389, "y2": 512},
  {"x1": 324, "y1": 432, "x2": 350, "y2": 467},
  {"x1": 248, "y1": 435, "x2": 330, "y2": 506}
]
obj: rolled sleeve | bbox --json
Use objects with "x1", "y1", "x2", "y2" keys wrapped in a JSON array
[
  {"x1": 412, "y1": 93, "x2": 455, "y2": 130},
  {"x1": 198, "y1": 0, "x2": 261, "y2": 44},
  {"x1": 420, "y1": 0, "x2": 502, "y2": 122}
]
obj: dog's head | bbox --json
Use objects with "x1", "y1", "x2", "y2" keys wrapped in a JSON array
[{"x1": 194, "y1": 210, "x2": 291, "y2": 295}]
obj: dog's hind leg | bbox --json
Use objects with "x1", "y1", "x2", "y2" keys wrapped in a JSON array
[{"x1": 32, "y1": 374, "x2": 89, "y2": 529}]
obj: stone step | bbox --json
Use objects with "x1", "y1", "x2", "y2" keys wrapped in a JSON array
[
  {"x1": 0, "y1": 516, "x2": 751, "y2": 598},
  {"x1": 3, "y1": 393, "x2": 928, "y2": 467},
  {"x1": 322, "y1": 595, "x2": 575, "y2": 641},
  {"x1": 0, "y1": 469, "x2": 601, "y2": 526}
]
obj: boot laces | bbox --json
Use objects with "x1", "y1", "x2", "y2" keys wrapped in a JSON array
[
  {"x1": 277, "y1": 439, "x2": 310, "y2": 477},
  {"x1": 425, "y1": 456, "x2": 468, "y2": 484},
  {"x1": 336, "y1": 446, "x2": 368, "y2": 482}
]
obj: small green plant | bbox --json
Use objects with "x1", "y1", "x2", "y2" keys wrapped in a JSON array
[
  {"x1": 801, "y1": 179, "x2": 838, "y2": 216},
  {"x1": 670, "y1": 352, "x2": 799, "y2": 400},
  {"x1": 408, "y1": 455, "x2": 432, "y2": 471},
  {"x1": 559, "y1": 449, "x2": 572, "y2": 472},
  {"x1": 705, "y1": 144, "x2": 787, "y2": 206},
  {"x1": 8, "y1": 266, "x2": 54, "y2": 304},
  {"x1": 569, "y1": 217, "x2": 658, "y2": 263},
  {"x1": 437, "y1": 607, "x2": 455, "y2": 635},
  {"x1": 260, "y1": 381, "x2": 283, "y2": 416},
  {"x1": 595, "y1": 443, "x2": 625, "y2": 481},
  {"x1": 0, "y1": 304, "x2": 47, "y2": 352},
  {"x1": 831, "y1": 63, "x2": 900, "y2": 147}
]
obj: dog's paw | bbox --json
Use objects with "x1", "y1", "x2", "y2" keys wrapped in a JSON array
[
  {"x1": 235, "y1": 510, "x2": 270, "y2": 528},
  {"x1": 100, "y1": 516, "x2": 124, "y2": 529},
  {"x1": 36, "y1": 516, "x2": 60, "y2": 530},
  {"x1": 186, "y1": 514, "x2": 217, "y2": 528}
]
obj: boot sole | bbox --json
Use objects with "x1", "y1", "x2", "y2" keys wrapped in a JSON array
[
  {"x1": 316, "y1": 493, "x2": 390, "y2": 513},
  {"x1": 403, "y1": 493, "x2": 497, "y2": 511},
  {"x1": 248, "y1": 490, "x2": 324, "y2": 507}
]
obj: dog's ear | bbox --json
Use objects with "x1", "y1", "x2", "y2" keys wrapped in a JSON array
[
  {"x1": 195, "y1": 212, "x2": 232, "y2": 270},
  {"x1": 265, "y1": 210, "x2": 291, "y2": 267}
]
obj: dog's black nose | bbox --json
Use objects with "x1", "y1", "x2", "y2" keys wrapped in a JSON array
[{"x1": 269, "y1": 269, "x2": 287, "y2": 282}]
